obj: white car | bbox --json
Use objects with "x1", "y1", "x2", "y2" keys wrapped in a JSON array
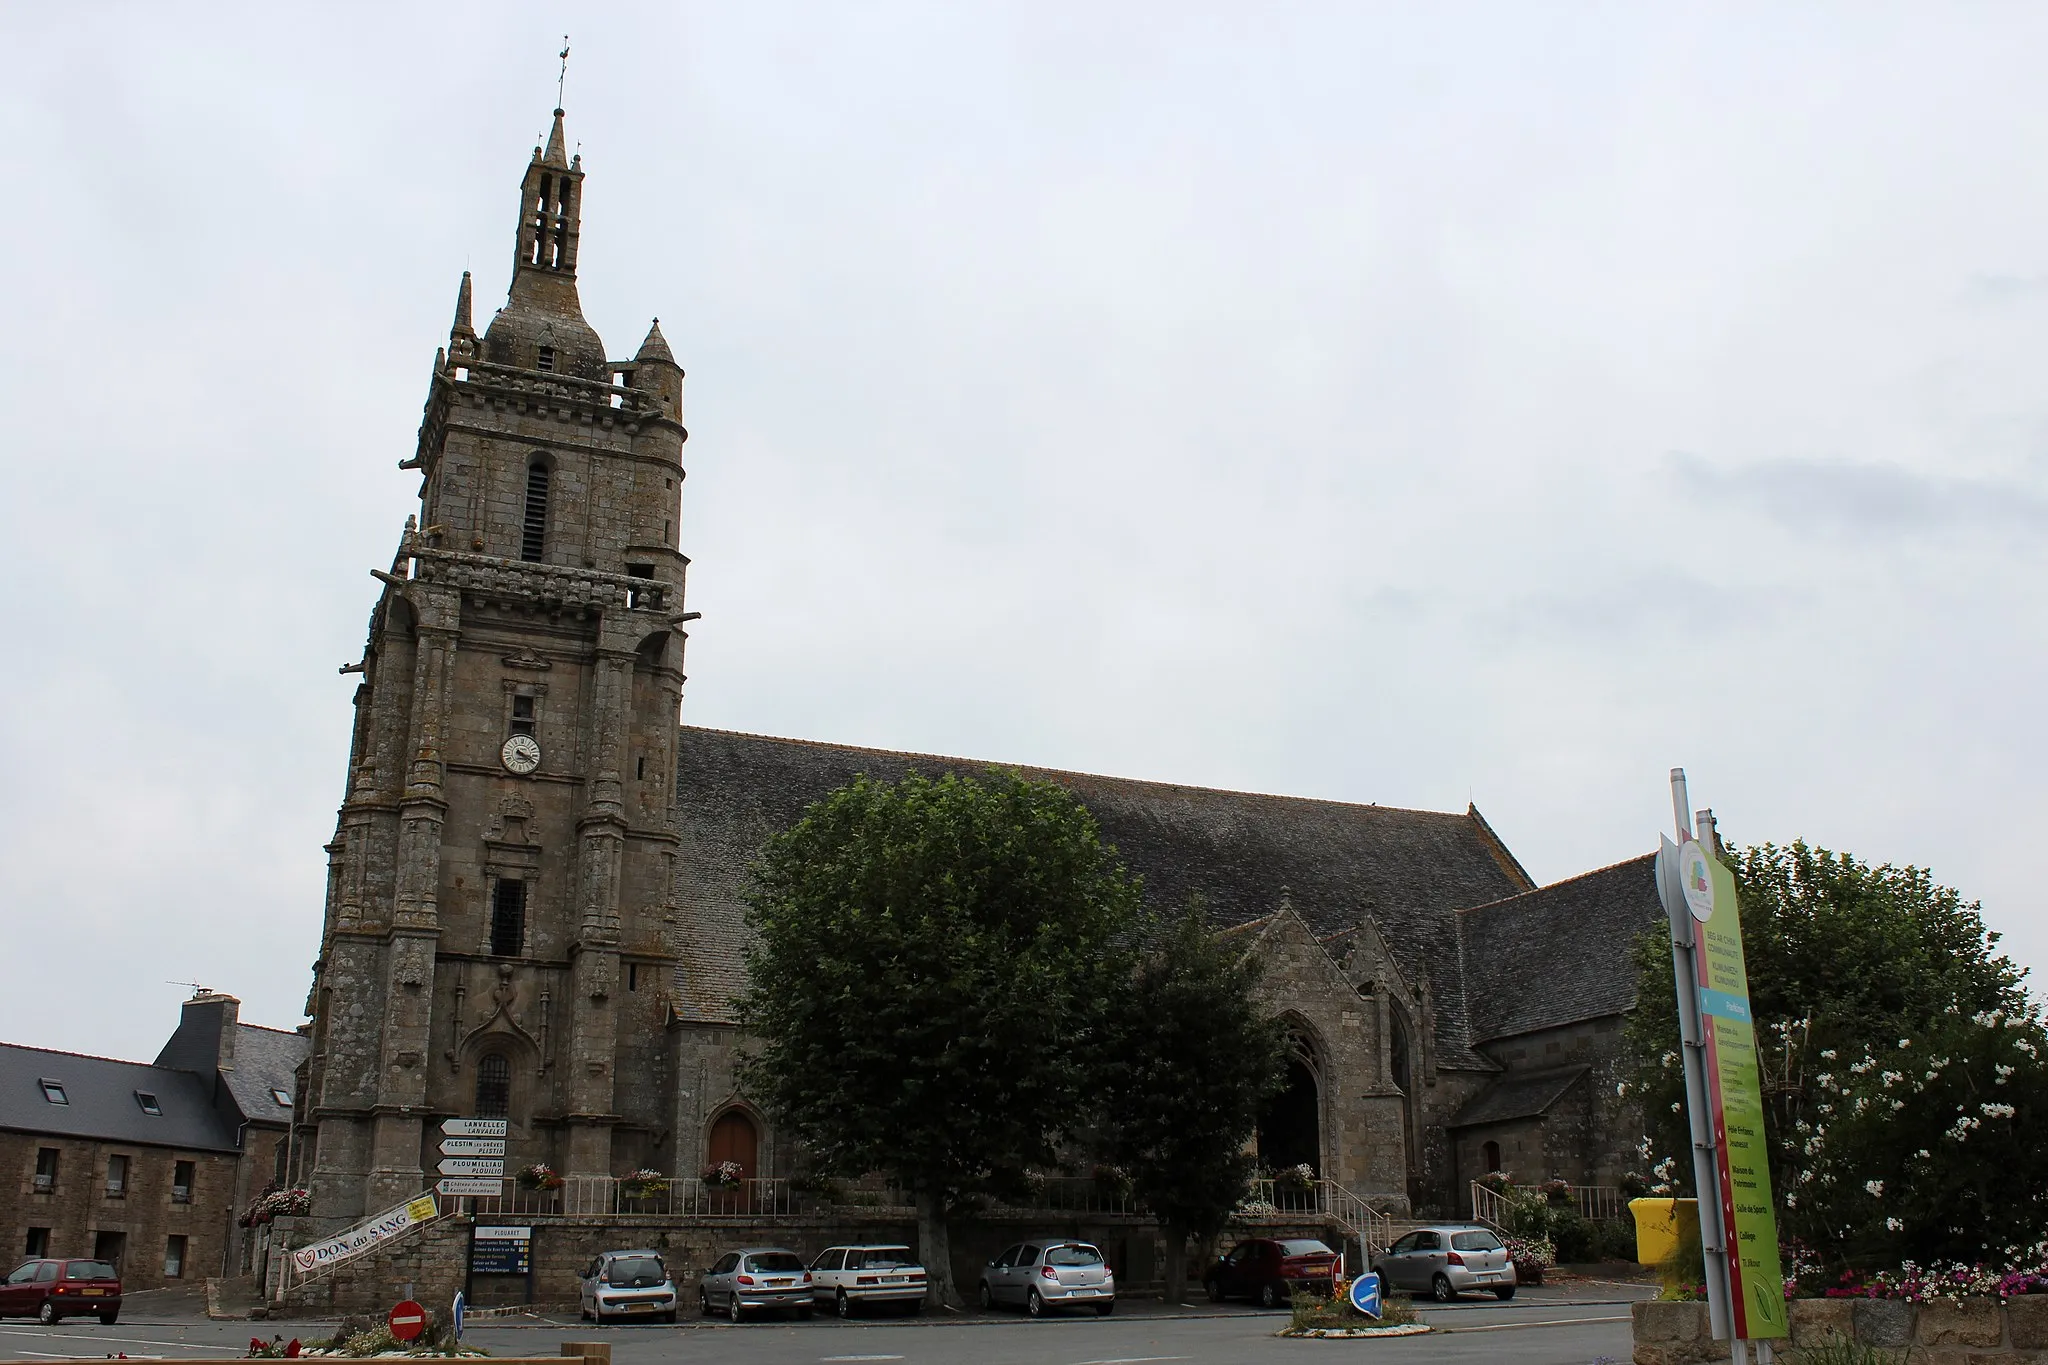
[
  {"x1": 578, "y1": 1249, "x2": 679, "y2": 1324},
  {"x1": 808, "y1": 1244, "x2": 928, "y2": 1317}
]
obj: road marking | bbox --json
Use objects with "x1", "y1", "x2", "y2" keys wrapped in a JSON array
[
  {"x1": 1437, "y1": 1313, "x2": 1630, "y2": 1332},
  {"x1": 1070, "y1": 1358, "x2": 1190, "y2": 1364},
  {"x1": 819, "y1": 1356, "x2": 906, "y2": 1362},
  {"x1": 0, "y1": 1329, "x2": 229, "y2": 1352}
]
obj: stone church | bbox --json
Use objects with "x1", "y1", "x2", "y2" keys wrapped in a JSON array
[{"x1": 298, "y1": 106, "x2": 1663, "y2": 1235}]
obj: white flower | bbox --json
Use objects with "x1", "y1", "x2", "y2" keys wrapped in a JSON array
[
  {"x1": 1899, "y1": 1039, "x2": 1912, "y2": 1049},
  {"x1": 1865, "y1": 1180, "x2": 1884, "y2": 1196},
  {"x1": 1816, "y1": 1073, "x2": 1835, "y2": 1087},
  {"x1": 1891, "y1": 1100, "x2": 1905, "y2": 1112},
  {"x1": 1887, "y1": 1218, "x2": 1904, "y2": 1231},
  {"x1": 1672, "y1": 1102, "x2": 1683, "y2": 1113},
  {"x1": 1785, "y1": 1194, "x2": 1797, "y2": 1207},
  {"x1": 1916, "y1": 1149, "x2": 1931, "y2": 1159},
  {"x1": 1820, "y1": 1049, "x2": 1837, "y2": 1060},
  {"x1": 1981, "y1": 1102, "x2": 2016, "y2": 1119},
  {"x1": 1881, "y1": 1071, "x2": 1903, "y2": 1088}
]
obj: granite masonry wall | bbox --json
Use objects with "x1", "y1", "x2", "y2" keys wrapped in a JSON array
[{"x1": 1633, "y1": 1296, "x2": 2048, "y2": 1364}]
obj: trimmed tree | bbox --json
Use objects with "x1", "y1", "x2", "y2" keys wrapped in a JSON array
[
  {"x1": 1095, "y1": 904, "x2": 1287, "y2": 1303},
  {"x1": 736, "y1": 769, "x2": 1143, "y2": 1308}
]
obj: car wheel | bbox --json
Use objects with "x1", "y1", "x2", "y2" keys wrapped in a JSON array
[
  {"x1": 37, "y1": 1301, "x2": 57, "y2": 1326},
  {"x1": 1026, "y1": 1288, "x2": 1045, "y2": 1318},
  {"x1": 699, "y1": 1290, "x2": 712, "y2": 1317},
  {"x1": 99, "y1": 1311, "x2": 119, "y2": 1326},
  {"x1": 1432, "y1": 1274, "x2": 1456, "y2": 1303},
  {"x1": 977, "y1": 1282, "x2": 994, "y2": 1311},
  {"x1": 1258, "y1": 1280, "x2": 1283, "y2": 1310},
  {"x1": 1204, "y1": 1278, "x2": 1224, "y2": 1303},
  {"x1": 728, "y1": 1294, "x2": 746, "y2": 1323},
  {"x1": 1493, "y1": 1285, "x2": 1516, "y2": 1301},
  {"x1": 836, "y1": 1289, "x2": 855, "y2": 1319},
  {"x1": 1095, "y1": 1300, "x2": 1114, "y2": 1316}
]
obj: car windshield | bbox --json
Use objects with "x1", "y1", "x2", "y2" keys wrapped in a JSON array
[
  {"x1": 1045, "y1": 1245, "x2": 1103, "y2": 1267},
  {"x1": 67, "y1": 1262, "x2": 117, "y2": 1281},
  {"x1": 850, "y1": 1248, "x2": 917, "y2": 1270},
  {"x1": 604, "y1": 1256, "x2": 666, "y2": 1286},
  {"x1": 1276, "y1": 1240, "x2": 1334, "y2": 1257},
  {"x1": 748, "y1": 1252, "x2": 806, "y2": 1273},
  {"x1": 1451, "y1": 1232, "x2": 1504, "y2": 1252}
]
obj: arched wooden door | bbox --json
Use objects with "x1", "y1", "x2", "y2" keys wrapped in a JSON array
[{"x1": 707, "y1": 1110, "x2": 759, "y2": 1177}]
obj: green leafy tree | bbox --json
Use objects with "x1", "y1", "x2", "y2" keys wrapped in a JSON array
[
  {"x1": 1094, "y1": 903, "x2": 1288, "y2": 1303},
  {"x1": 737, "y1": 769, "x2": 1143, "y2": 1307},
  {"x1": 1623, "y1": 840, "x2": 2030, "y2": 1269}
]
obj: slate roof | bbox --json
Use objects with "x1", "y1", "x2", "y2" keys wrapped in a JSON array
[
  {"x1": 1447, "y1": 1063, "x2": 1590, "y2": 1129},
  {"x1": 0, "y1": 1043, "x2": 241, "y2": 1152},
  {"x1": 222, "y1": 1025, "x2": 307, "y2": 1127},
  {"x1": 1457, "y1": 854, "x2": 1664, "y2": 1043},
  {"x1": 672, "y1": 726, "x2": 1534, "y2": 1064}
]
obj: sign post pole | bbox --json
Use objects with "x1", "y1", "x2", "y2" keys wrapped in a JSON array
[{"x1": 1655, "y1": 768, "x2": 1786, "y2": 1365}]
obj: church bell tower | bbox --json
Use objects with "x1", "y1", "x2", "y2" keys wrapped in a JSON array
[{"x1": 303, "y1": 107, "x2": 691, "y2": 1219}]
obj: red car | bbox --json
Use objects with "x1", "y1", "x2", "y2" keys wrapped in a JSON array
[
  {"x1": 0, "y1": 1259, "x2": 122, "y2": 1324},
  {"x1": 1203, "y1": 1238, "x2": 1339, "y2": 1309}
]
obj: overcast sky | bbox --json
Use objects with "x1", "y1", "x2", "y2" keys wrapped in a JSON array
[{"x1": 5, "y1": 4, "x2": 2045, "y2": 1062}]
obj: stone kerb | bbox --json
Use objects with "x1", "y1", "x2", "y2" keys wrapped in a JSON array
[{"x1": 1632, "y1": 1297, "x2": 2048, "y2": 1364}]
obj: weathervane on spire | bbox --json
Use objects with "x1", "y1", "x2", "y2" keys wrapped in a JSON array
[{"x1": 557, "y1": 36, "x2": 571, "y2": 110}]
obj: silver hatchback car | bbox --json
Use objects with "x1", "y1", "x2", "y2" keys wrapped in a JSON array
[
  {"x1": 1372, "y1": 1225, "x2": 1517, "y2": 1301},
  {"x1": 978, "y1": 1240, "x2": 1115, "y2": 1317},
  {"x1": 698, "y1": 1246, "x2": 814, "y2": 1322},
  {"x1": 578, "y1": 1249, "x2": 679, "y2": 1324}
]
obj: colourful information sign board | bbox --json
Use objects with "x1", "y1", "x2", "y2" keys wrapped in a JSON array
[{"x1": 1680, "y1": 841, "x2": 1787, "y2": 1341}]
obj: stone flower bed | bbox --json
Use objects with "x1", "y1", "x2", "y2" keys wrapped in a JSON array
[{"x1": 1632, "y1": 1295, "x2": 2048, "y2": 1364}]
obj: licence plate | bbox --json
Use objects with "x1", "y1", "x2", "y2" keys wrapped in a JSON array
[
  {"x1": 883, "y1": 1276, "x2": 905, "y2": 1283},
  {"x1": 82, "y1": 1290, "x2": 104, "y2": 1297},
  {"x1": 628, "y1": 1303, "x2": 656, "y2": 1311}
]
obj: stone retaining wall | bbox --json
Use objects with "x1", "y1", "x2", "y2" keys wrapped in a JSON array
[
  {"x1": 282, "y1": 1211, "x2": 1339, "y2": 1314},
  {"x1": 1633, "y1": 1295, "x2": 2048, "y2": 1363}
]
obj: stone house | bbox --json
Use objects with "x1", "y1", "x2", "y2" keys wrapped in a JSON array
[
  {"x1": 0, "y1": 992, "x2": 306, "y2": 1289},
  {"x1": 293, "y1": 103, "x2": 1668, "y2": 1249}
]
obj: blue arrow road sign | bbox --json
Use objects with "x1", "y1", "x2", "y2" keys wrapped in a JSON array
[
  {"x1": 452, "y1": 1292, "x2": 464, "y2": 1341},
  {"x1": 1348, "y1": 1272, "x2": 1382, "y2": 1319}
]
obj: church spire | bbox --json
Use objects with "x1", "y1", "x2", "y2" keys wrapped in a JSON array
[
  {"x1": 542, "y1": 108, "x2": 570, "y2": 169},
  {"x1": 513, "y1": 107, "x2": 583, "y2": 281},
  {"x1": 483, "y1": 105, "x2": 605, "y2": 378}
]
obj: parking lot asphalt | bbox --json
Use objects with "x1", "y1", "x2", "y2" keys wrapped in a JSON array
[{"x1": 0, "y1": 1282, "x2": 1652, "y2": 1365}]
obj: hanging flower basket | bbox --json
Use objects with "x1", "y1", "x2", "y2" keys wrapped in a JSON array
[
  {"x1": 620, "y1": 1169, "x2": 670, "y2": 1199},
  {"x1": 239, "y1": 1187, "x2": 310, "y2": 1227},
  {"x1": 700, "y1": 1160, "x2": 744, "y2": 1190},
  {"x1": 516, "y1": 1164, "x2": 563, "y2": 1191},
  {"x1": 1275, "y1": 1163, "x2": 1316, "y2": 1192}
]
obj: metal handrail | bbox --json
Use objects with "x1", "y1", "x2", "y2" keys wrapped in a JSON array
[{"x1": 1468, "y1": 1180, "x2": 1627, "y2": 1230}]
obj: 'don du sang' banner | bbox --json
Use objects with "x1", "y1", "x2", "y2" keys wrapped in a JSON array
[{"x1": 1680, "y1": 841, "x2": 1788, "y2": 1341}]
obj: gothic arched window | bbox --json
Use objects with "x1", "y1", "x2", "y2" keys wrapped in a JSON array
[
  {"x1": 475, "y1": 1054, "x2": 511, "y2": 1119},
  {"x1": 521, "y1": 460, "x2": 550, "y2": 562}
]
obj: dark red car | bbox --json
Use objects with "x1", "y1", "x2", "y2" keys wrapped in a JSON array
[
  {"x1": 0, "y1": 1259, "x2": 122, "y2": 1324},
  {"x1": 1203, "y1": 1238, "x2": 1339, "y2": 1308}
]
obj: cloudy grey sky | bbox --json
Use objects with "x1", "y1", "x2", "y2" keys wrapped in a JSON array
[{"x1": 5, "y1": 4, "x2": 2045, "y2": 1062}]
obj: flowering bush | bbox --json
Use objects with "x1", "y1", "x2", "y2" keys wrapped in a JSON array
[
  {"x1": 1476, "y1": 1169, "x2": 1513, "y2": 1194},
  {"x1": 699, "y1": 1160, "x2": 743, "y2": 1189},
  {"x1": 621, "y1": 1168, "x2": 670, "y2": 1197},
  {"x1": 1820, "y1": 1254, "x2": 2048, "y2": 1304},
  {"x1": 515, "y1": 1164, "x2": 562, "y2": 1191},
  {"x1": 1504, "y1": 1235, "x2": 1555, "y2": 1270},
  {"x1": 1234, "y1": 1196, "x2": 1280, "y2": 1217},
  {"x1": 1538, "y1": 1177, "x2": 1572, "y2": 1205}
]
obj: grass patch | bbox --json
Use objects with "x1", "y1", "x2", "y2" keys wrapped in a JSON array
[{"x1": 1287, "y1": 1290, "x2": 1419, "y2": 1333}]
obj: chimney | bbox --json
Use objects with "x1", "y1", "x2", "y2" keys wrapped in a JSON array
[{"x1": 154, "y1": 991, "x2": 241, "y2": 1076}]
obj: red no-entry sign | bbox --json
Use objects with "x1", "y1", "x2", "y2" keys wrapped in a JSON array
[{"x1": 388, "y1": 1300, "x2": 427, "y2": 1342}]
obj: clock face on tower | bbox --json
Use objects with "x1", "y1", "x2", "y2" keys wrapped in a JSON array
[{"x1": 500, "y1": 734, "x2": 542, "y2": 775}]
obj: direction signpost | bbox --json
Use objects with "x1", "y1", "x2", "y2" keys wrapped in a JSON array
[
  {"x1": 436, "y1": 1118, "x2": 506, "y2": 1202},
  {"x1": 1656, "y1": 769, "x2": 1786, "y2": 1365}
]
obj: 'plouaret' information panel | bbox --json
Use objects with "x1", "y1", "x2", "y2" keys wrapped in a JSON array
[{"x1": 1657, "y1": 770, "x2": 1786, "y2": 1353}]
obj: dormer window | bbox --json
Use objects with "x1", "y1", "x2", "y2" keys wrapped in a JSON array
[
  {"x1": 134, "y1": 1092, "x2": 162, "y2": 1116},
  {"x1": 536, "y1": 346, "x2": 555, "y2": 373},
  {"x1": 39, "y1": 1080, "x2": 67, "y2": 1105},
  {"x1": 271, "y1": 1088, "x2": 292, "y2": 1107}
]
